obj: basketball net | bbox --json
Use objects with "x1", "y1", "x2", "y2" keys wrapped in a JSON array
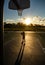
[{"x1": 17, "y1": 9, "x2": 23, "y2": 16}]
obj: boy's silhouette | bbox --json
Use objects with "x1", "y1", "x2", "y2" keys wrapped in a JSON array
[{"x1": 21, "y1": 31, "x2": 25, "y2": 42}]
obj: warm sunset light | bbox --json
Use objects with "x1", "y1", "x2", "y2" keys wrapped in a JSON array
[{"x1": 25, "y1": 18, "x2": 31, "y2": 25}]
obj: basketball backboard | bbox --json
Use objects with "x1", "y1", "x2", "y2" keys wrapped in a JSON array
[{"x1": 8, "y1": 0, "x2": 30, "y2": 10}]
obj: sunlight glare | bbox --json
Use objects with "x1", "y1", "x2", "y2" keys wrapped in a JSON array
[{"x1": 25, "y1": 18, "x2": 31, "y2": 25}]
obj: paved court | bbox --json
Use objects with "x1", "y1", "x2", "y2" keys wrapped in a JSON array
[{"x1": 3, "y1": 31, "x2": 45, "y2": 65}]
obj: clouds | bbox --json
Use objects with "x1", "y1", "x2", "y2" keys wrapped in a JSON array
[
  {"x1": 32, "y1": 16, "x2": 45, "y2": 25},
  {"x1": 4, "y1": 16, "x2": 45, "y2": 26},
  {"x1": 21, "y1": 16, "x2": 45, "y2": 25},
  {"x1": 5, "y1": 19, "x2": 15, "y2": 24}
]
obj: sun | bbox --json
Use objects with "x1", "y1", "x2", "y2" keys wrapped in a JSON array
[{"x1": 25, "y1": 18, "x2": 31, "y2": 25}]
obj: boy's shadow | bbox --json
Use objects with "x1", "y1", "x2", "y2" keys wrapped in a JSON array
[{"x1": 14, "y1": 40, "x2": 25, "y2": 65}]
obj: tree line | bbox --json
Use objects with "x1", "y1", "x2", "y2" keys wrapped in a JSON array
[{"x1": 4, "y1": 22, "x2": 45, "y2": 31}]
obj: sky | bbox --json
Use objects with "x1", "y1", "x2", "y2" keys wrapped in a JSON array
[{"x1": 3, "y1": 0, "x2": 45, "y2": 25}]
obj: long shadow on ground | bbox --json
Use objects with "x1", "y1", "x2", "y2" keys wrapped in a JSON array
[{"x1": 14, "y1": 41, "x2": 25, "y2": 65}]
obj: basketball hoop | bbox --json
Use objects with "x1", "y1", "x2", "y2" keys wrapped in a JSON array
[{"x1": 17, "y1": 9, "x2": 23, "y2": 16}]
